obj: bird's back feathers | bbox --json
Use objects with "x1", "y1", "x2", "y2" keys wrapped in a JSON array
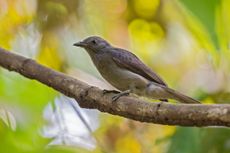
[{"x1": 111, "y1": 48, "x2": 167, "y2": 86}]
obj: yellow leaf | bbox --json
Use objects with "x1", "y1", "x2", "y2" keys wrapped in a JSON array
[{"x1": 115, "y1": 133, "x2": 141, "y2": 153}]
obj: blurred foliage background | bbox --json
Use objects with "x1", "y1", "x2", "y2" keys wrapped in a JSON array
[{"x1": 1, "y1": 0, "x2": 230, "y2": 153}]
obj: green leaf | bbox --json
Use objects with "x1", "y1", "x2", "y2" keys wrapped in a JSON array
[
  {"x1": 167, "y1": 127, "x2": 202, "y2": 153},
  {"x1": 178, "y1": 0, "x2": 220, "y2": 49},
  {"x1": 201, "y1": 128, "x2": 230, "y2": 153}
]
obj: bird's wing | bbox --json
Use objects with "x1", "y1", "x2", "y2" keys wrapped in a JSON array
[{"x1": 111, "y1": 48, "x2": 167, "y2": 86}]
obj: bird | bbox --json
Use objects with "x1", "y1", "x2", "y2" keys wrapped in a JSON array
[{"x1": 73, "y1": 36, "x2": 200, "y2": 104}]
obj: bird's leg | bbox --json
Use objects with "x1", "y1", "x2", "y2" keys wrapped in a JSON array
[
  {"x1": 112, "y1": 90, "x2": 131, "y2": 102},
  {"x1": 103, "y1": 89, "x2": 120, "y2": 95}
]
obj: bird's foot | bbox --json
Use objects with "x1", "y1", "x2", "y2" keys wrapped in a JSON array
[
  {"x1": 103, "y1": 89, "x2": 120, "y2": 95},
  {"x1": 159, "y1": 99, "x2": 168, "y2": 102},
  {"x1": 112, "y1": 90, "x2": 130, "y2": 102}
]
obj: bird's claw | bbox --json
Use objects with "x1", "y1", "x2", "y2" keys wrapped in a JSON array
[
  {"x1": 103, "y1": 89, "x2": 120, "y2": 95},
  {"x1": 111, "y1": 90, "x2": 130, "y2": 102},
  {"x1": 112, "y1": 95, "x2": 120, "y2": 102}
]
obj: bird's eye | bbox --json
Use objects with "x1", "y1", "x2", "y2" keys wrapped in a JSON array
[{"x1": 91, "y1": 40, "x2": 97, "y2": 45}]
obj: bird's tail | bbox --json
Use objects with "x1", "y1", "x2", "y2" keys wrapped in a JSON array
[{"x1": 164, "y1": 87, "x2": 200, "y2": 104}]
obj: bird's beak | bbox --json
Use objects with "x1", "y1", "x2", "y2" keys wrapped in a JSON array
[{"x1": 73, "y1": 41, "x2": 87, "y2": 47}]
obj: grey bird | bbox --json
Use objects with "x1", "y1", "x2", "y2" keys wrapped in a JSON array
[{"x1": 73, "y1": 36, "x2": 200, "y2": 104}]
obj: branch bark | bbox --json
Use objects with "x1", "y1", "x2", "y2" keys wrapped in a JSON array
[{"x1": 0, "y1": 47, "x2": 230, "y2": 127}]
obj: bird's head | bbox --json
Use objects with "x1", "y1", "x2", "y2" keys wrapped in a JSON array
[{"x1": 73, "y1": 36, "x2": 111, "y2": 53}]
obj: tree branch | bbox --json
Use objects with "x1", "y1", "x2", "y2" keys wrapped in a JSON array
[{"x1": 0, "y1": 47, "x2": 230, "y2": 127}]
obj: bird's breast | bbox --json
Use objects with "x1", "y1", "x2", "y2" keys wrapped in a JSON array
[{"x1": 93, "y1": 56, "x2": 148, "y2": 92}]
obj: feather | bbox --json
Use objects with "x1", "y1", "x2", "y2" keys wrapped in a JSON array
[{"x1": 111, "y1": 48, "x2": 167, "y2": 86}]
